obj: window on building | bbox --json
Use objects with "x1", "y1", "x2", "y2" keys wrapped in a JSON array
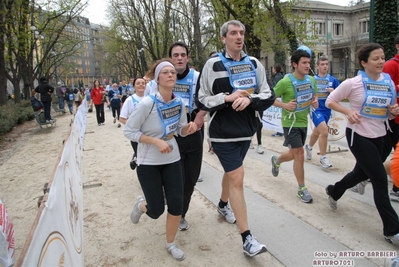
[
  {"x1": 298, "y1": 21, "x2": 307, "y2": 34},
  {"x1": 359, "y1": 20, "x2": 369, "y2": 33},
  {"x1": 314, "y1": 22, "x2": 326, "y2": 36},
  {"x1": 333, "y1": 23, "x2": 344, "y2": 36}
]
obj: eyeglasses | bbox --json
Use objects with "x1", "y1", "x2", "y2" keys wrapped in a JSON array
[{"x1": 160, "y1": 70, "x2": 177, "y2": 75}]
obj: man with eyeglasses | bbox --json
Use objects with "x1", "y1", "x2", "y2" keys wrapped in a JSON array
[
  {"x1": 168, "y1": 41, "x2": 207, "y2": 232},
  {"x1": 195, "y1": 20, "x2": 275, "y2": 257}
]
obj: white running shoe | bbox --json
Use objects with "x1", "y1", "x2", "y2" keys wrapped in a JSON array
[
  {"x1": 130, "y1": 196, "x2": 145, "y2": 224},
  {"x1": 351, "y1": 181, "x2": 367, "y2": 195},
  {"x1": 390, "y1": 190, "x2": 399, "y2": 202},
  {"x1": 385, "y1": 233, "x2": 399, "y2": 246},
  {"x1": 243, "y1": 235, "x2": 267, "y2": 257},
  {"x1": 320, "y1": 156, "x2": 332, "y2": 168},
  {"x1": 217, "y1": 204, "x2": 236, "y2": 224},
  {"x1": 305, "y1": 144, "x2": 312, "y2": 160},
  {"x1": 256, "y1": 145, "x2": 264, "y2": 154},
  {"x1": 166, "y1": 242, "x2": 185, "y2": 261}
]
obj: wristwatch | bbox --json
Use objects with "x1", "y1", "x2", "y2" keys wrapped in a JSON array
[{"x1": 247, "y1": 95, "x2": 253, "y2": 103}]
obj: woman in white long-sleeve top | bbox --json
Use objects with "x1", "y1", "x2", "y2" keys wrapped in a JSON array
[{"x1": 123, "y1": 59, "x2": 198, "y2": 261}]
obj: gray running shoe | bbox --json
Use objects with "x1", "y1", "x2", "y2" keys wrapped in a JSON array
[
  {"x1": 130, "y1": 196, "x2": 145, "y2": 224},
  {"x1": 351, "y1": 181, "x2": 367, "y2": 195},
  {"x1": 197, "y1": 175, "x2": 203, "y2": 182},
  {"x1": 249, "y1": 142, "x2": 254, "y2": 149},
  {"x1": 305, "y1": 144, "x2": 312, "y2": 160},
  {"x1": 217, "y1": 204, "x2": 236, "y2": 224},
  {"x1": 320, "y1": 156, "x2": 332, "y2": 168},
  {"x1": 243, "y1": 235, "x2": 267, "y2": 257},
  {"x1": 271, "y1": 155, "x2": 280, "y2": 177},
  {"x1": 257, "y1": 145, "x2": 264, "y2": 154},
  {"x1": 298, "y1": 186, "x2": 313, "y2": 203},
  {"x1": 385, "y1": 233, "x2": 399, "y2": 246},
  {"x1": 385, "y1": 256, "x2": 399, "y2": 267},
  {"x1": 390, "y1": 190, "x2": 399, "y2": 202},
  {"x1": 166, "y1": 243, "x2": 185, "y2": 261},
  {"x1": 178, "y1": 217, "x2": 189, "y2": 231},
  {"x1": 325, "y1": 186, "x2": 337, "y2": 211}
]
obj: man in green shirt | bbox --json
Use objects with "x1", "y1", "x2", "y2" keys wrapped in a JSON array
[{"x1": 270, "y1": 48, "x2": 318, "y2": 203}]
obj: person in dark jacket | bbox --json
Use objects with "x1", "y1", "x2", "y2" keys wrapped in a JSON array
[
  {"x1": 35, "y1": 77, "x2": 54, "y2": 122},
  {"x1": 271, "y1": 63, "x2": 284, "y2": 137}
]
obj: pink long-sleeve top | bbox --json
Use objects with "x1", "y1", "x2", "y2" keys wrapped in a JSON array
[{"x1": 326, "y1": 74, "x2": 395, "y2": 139}]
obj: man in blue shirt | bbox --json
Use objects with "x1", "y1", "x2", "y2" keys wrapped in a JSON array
[{"x1": 304, "y1": 56, "x2": 340, "y2": 168}]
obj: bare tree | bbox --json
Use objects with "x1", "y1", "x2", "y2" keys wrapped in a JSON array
[{"x1": 1, "y1": 0, "x2": 87, "y2": 105}]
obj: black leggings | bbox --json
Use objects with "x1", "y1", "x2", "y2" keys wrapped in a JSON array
[
  {"x1": 136, "y1": 161, "x2": 183, "y2": 219},
  {"x1": 94, "y1": 104, "x2": 105, "y2": 124},
  {"x1": 256, "y1": 111, "x2": 264, "y2": 145},
  {"x1": 111, "y1": 106, "x2": 120, "y2": 120},
  {"x1": 329, "y1": 128, "x2": 399, "y2": 236},
  {"x1": 175, "y1": 129, "x2": 203, "y2": 218}
]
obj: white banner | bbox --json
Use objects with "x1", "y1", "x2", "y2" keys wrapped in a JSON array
[
  {"x1": 262, "y1": 100, "x2": 348, "y2": 142},
  {"x1": 262, "y1": 99, "x2": 283, "y2": 133},
  {"x1": 17, "y1": 101, "x2": 87, "y2": 266}
]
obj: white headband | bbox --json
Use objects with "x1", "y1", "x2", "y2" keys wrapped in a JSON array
[{"x1": 154, "y1": 61, "x2": 175, "y2": 82}]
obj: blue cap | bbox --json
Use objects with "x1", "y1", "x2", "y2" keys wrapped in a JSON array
[{"x1": 297, "y1": 45, "x2": 312, "y2": 57}]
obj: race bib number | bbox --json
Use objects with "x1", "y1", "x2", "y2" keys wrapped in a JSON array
[
  {"x1": 366, "y1": 96, "x2": 389, "y2": 106},
  {"x1": 233, "y1": 77, "x2": 256, "y2": 88},
  {"x1": 166, "y1": 122, "x2": 178, "y2": 135},
  {"x1": 299, "y1": 93, "x2": 312, "y2": 102}
]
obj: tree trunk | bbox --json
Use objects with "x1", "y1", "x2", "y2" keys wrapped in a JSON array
[
  {"x1": 190, "y1": 0, "x2": 203, "y2": 66},
  {"x1": 0, "y1": 0, "x2": 7, "y2": 105}
]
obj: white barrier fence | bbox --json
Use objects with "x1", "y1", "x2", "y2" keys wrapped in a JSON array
[{"x1": 16, "y1": 101, "x2": 87, "y2": 267}]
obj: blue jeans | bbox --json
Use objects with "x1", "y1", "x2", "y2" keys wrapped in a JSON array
[
  {"x1": 66, "y1": 100, "x2": 73, "y2": 114},
  {"x1": 58, "y1": 97, "x2": 65, "y2": 110}
]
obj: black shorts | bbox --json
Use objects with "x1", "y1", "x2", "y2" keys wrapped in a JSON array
[
  {"x1": 121, "y1": 95, "x2": 127, "y2": 103},
  {"x1": 283, "y1": 127, "x2": 307, "y2": 149},
  {"x1": 212, "y1": 141, "x2": 250, "y2": 172}
]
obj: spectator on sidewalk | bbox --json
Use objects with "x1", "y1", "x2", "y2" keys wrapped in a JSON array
[
  {"x1": 35, "y1": 77, "x2": 54, "y2": 123},
  {"x1": 271, "y1": 63, "x2": 284, "y2": 137}
]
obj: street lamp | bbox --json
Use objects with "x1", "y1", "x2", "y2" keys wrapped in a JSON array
[
  {"x1": 369, "y1": 0, "x2": 375, "y2": 42},
  {"x1": 137, "y1": 48, "x2": 147, "y2": 76}
]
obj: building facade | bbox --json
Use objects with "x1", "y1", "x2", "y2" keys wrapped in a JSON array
[
  {"x1": 263, "y1": 1, "x2": 371, "y2": 80},
  {"x1": 59, "y1": 16, "x2": 109, "y2": 89}
]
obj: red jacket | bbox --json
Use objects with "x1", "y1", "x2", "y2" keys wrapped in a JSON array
[
  {"x1": 383, "y1": 54, "x2": 399, "y2": 123},
  {"x1": 90, "y1": 87, "x2": 105, "y2": 105}
]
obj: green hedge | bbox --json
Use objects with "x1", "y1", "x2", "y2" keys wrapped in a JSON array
[{"x1": 0, "y1": 100, "x2": 35, "y2": 138}]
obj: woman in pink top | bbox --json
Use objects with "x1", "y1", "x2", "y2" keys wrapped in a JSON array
[{"x1": 325, "y1": 43, "x2": 399, "y2": 246}]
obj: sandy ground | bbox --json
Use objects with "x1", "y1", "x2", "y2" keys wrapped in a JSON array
[{"x1": 0, "y1": 105, "x2": 398, "y2": 266}]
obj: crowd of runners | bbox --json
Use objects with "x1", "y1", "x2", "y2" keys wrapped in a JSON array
[{"x1": 62, "y1": 19, "x2": 399, "y2": 265}]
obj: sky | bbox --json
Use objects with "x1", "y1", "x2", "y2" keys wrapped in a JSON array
[{"x1": 83, "y1": 0, "x2": 368, "y2": 25}]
